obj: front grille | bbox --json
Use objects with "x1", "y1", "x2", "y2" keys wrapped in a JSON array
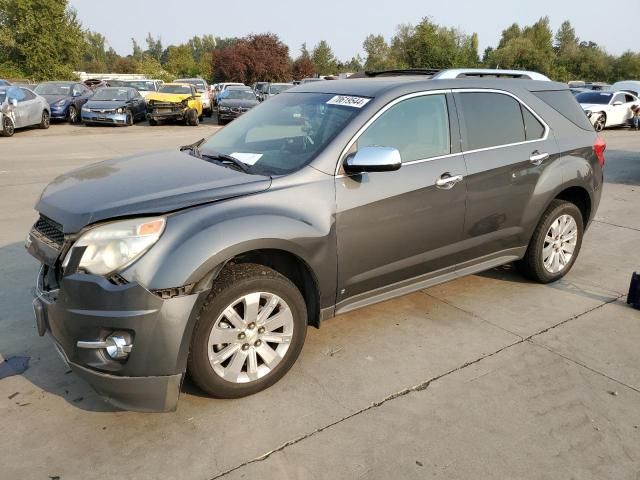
[
  {"x1": 90, "y1": 109, "x2": 115, "y2": 114},
  {"x1": 33, "y1": 215, "x2": 64, "y2": 247}
]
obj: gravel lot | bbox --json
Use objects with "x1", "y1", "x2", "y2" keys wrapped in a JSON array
[{"x1": 0, "y1": 122, "x2": 638, "y2": 480}]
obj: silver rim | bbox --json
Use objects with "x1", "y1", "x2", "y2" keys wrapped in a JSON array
[
  {"x1": 594, "y1": 115, "x2": 605, "y2": 131},
  {"x1": 42, "y1": 111, "x2": 49, "y2": 127},
  {"x1": 69, "y1": 107, "x2": 77, "y2": 123},
  {"x1": 207, "y1": 292, "x2": 294, "y2": 383},
  {"x1": 543, "y1": 214, "x2": 578, "y2": 274}
]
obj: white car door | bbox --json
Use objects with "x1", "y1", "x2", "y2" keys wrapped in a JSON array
[
  {"x1": 20, "y1": 88, "x2": 41, "y2": 125},
  {"x1": 609, "y1": 93, "x2": 628, "y2": 126}
]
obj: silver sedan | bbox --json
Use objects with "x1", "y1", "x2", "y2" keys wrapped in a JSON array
[{"x1": 0, "y1": 86, "x2": 50, "y2": 137}]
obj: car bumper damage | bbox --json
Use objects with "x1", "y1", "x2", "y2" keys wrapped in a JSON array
[
  {"x1": 27, "y1": 227, "x2": 205, "y2": 412},
  {"x1": 146, "y1": 103, "x2": 188, "y2": 121},
  {"x1": 82, "y1": 111, "x2": 129, "y2": 125}
]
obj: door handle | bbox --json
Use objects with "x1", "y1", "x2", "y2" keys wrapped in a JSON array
[
  {"x1": 435, "y1": 173, "x2": 464, "y2": 189},
  {"x1": 530, "y1": 151, "x2": 549, "y2": 165}
]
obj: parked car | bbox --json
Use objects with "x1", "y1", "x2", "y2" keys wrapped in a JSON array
[
  {"x1": 214, "y1": 82, "x2": 245, "y2": 105},
  {"x1": 174, "y1": 78, "x2": 213, "y2": 117},
  {"x1": 83, "y1": 79, "x2": 109, "y2": 91},
  {"x1": 253, "y1": 82, "x2": 269, "y2": 101},
  {"x1": 216, "y1": 86, "x2": 259, "y2": 124},
  {"x1": 300, "y1": 77, "x2": 325, "y2": 84},
  {"x1": 34, "y1": 81, "x2": 93, "y2": 124},
  {"x1": 0, "y1": 86, "x2": 50, "y2": 137},
  {"x1": 26, "y1": 68, "x2": 604, "y2": 412},
  {"x1": 81, "y1": 87, "x2": 147, "y2": 126},
  {"x1": 261, "y1": 82, "x2": 294, "y2": 101},
  {"x1": 610, "y1": 80, "x2": 640, "y2": 96},
  {"x1": 146, "y1": 83, "x2": 203, "y2": 126},
  {"x1": 576, "y1": 90, "x2": 640, "y2": 131},
  {"x1": 122, "y1": 80, "x2": 163, "y2": 100}
]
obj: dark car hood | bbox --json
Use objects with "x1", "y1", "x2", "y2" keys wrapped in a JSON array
[
  {"x1": 36, "y1": 150, "x2": 271, "y2": 233},
  {"x1": 40, "y1": 94, "x2": 71, "y2": 105},
  {"x1": 84, "y1": 100, "x2": 127, "y2": 110},
  {"x1": 219, "y1": 99, "x2": 259, "y2": 108}
]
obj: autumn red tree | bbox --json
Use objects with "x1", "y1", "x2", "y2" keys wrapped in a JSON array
[
  {"x1": 213, "y1": 33, "x2": 291, "y2": 83},
  {"x1": 292, "y1": 56, "x2": 316, "y2": 80}
]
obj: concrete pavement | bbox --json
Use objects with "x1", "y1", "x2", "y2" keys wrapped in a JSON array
[{"x1": 0, "y1": 125, "x2": 638, "y2": 479}]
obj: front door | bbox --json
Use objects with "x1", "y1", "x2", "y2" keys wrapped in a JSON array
[{"x1": 335, "y1": 92, "x2": 468, "y2": 311}]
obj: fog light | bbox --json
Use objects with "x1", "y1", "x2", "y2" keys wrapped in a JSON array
[{"x1": 105, "y1": 334, "x2": 133, "y2": 360}]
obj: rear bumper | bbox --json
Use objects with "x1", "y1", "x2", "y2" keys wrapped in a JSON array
[{"x1": 31, "y1": 264, "x2": 205, "y2": 412}]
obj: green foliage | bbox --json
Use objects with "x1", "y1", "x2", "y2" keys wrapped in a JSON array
[
  {"x1": 311, "y1": 40, "x2": 337, "y2": 75},
  {"x1": 164, "y1": 44, "x2": 198, "y2": 77},
  {"x1": 0, "y1": 0, "x2": 85, "y2": 80},
  {"x1": 363, "y1": 34, "x2": 392, "y2": 71}
]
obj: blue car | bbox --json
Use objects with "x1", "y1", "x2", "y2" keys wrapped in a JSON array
[
  {"x1": 34, "y1": 81, "x2": 93, "y2": 123},
  {"x1": 81, "y1": 87, "x2": 147, "y2": 126}
]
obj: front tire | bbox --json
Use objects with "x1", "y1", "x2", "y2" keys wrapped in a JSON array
[
  {"x1": 125, "y1": 109, "x2": 133, "y2": 126},
  {"x1": 148, "y1": 118, "x2": 158, "y2": 126},
  {"x1": 188, "y1": 263, "x2": 307, "y2": 398},
  {"x1": 516, "y1": 200, "x2": 584, "y2": 283},
  {"x1": 68, "y1": 105, "x2": 79, "y2": 124},
  {"x1": 593, "y1": 113, "x2": 606, "y2": 132},
  {"x1": 1, "y1": 116, "x2": 15, "y2": 136}
]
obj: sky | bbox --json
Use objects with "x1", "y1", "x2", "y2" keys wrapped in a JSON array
[{"x1": 69, "y1": 0, "x2": 638, "y2": 60}]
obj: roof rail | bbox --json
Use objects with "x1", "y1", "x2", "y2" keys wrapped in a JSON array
[
  {"x1": 433, "y1": 69, "x2": 551, "y2": 81},
  {"x1": 363, "y1": 69, "x2": 441, "y2": 77}
]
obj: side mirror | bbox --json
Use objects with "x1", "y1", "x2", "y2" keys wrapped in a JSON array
[
  {"x1": 344, "y1": 146, "x2": 402, "y2": 173},
  {"x1": 613, "y1": 101, "x2": 623, "y2": 106},
  {"x1": 194, "y1": 93, "x2": 202, "y2": 98},
  {"x1": 73, "y1": 91, "x2": 81, "y2": 97},
  {"x1": 10, "y1": 98, "x2": 18, "y2": 108}
]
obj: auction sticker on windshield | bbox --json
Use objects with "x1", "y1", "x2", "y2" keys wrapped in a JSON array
[{"x1": 326, "y1": 95, "x2": 371, "y2": 108}]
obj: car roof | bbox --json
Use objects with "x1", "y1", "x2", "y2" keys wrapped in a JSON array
[
  {"x1": 227, "y1": 85, "x2": 252, "y2": 90},
  {"x1": 164, "y1": 83, "x2": 193, "y2": 87}
]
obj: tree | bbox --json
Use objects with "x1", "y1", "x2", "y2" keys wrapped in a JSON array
[
  {"x1": 131, "y1": 38, "x2": 143, "y2": 60},
  {"x1": 292, "y1": 56, "x2": 316, "y2": 80},
  {"x1": 145, "y1": 33, "x2": 163, "y2": 61},
  {"x1": 213, "y1": 33, "x2": 291, "y2": 83},
  {"x1": 363, "y1": 34, "x2": 391, "y2": 71},
  {"x1": 164, "y1": 44, "x2": 197, "y2": 76},
  {"x1": 0, "y1": 0, "x2": 85, "y2": 80},
  {"x1": 311, "y1": 40, "x2": 337, "y2": 75},
  {"x1": 81, "y1": 30, "x2": 108, "y2": 72}
]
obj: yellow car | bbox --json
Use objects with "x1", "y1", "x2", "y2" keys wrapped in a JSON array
[{"x1": 146, "y1": 83, "x2": 203, "y2": 126}]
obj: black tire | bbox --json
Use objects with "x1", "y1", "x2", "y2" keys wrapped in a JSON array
[
  {"x1": 188, "y1": 263, "x2": 308, "y2": 398},
  {"x1": 68, "y1": 105, "x2": 79, "y2": 124},
  {"x1": 593, "y1": 113, "x2": 606, "y2": 132},
  {"x1": 1, "y1": 116, "x2": 14, "y2": 137},
  {"x1": 125, "y1": 109, "x2": 133, "y2": 126},
  {"x1": 217, "y1": 117, "x2": 226, "y2": 126},
  {"x1": 40, "y1": 110, "x2": 50, "y2": 129},
  {"x1": 205, "y1": 107, "x2": 213, "y2": 118},
  {"x1": 149, "y1": 118, "x2": 158, "y2": 126},
  {"x1": 516, "y1": 200, "x2": 584, "y2": 283},
  {"x1": 190, "y1": 109, "x2": 199, "y2": 126}
]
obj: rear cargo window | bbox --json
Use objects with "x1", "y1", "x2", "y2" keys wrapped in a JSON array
[
  {"x1": 521, "y1": 106, "x2": 545, "y2": 140},
  {"x1": 533, "y1": 90, "x2": 593, "y2": 131}
]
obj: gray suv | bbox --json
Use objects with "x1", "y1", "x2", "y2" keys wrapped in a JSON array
[{"x1": 26, "y1": 69, "x2": 605, "y2": 412}]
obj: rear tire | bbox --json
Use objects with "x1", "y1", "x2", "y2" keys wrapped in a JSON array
[
  {"x1": 188, "y1": 263, "x2": 307, "y2": 398},
  {"x1": 40, "y1": 110, "x2": 50, "y2": 129},
  {"x1": 516, "y1": 200, "x2": 584, "y2": 283},
  {"x1": 148, "y1": 118, "x2": 158, "y2": 126}
]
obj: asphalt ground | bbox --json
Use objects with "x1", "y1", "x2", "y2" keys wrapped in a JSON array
[{"x1": 0, "y1": 121, "x2": 638, "y2": 480}]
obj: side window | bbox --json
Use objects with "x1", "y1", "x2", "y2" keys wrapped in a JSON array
[
  {"x1": 8, "y1": 87, "x2": 26, "y2": 102},
  {"x1": 612, "y1": 94, "x2": 625, "y2": 105},
  {"x1": 357, "y1": 94, "x2": 450, "y2": 163},
  {"x1": 457, "y1": 92, "x2": 525, "y2": 150},
  {"x1": 625, "y1": 94, "x2": 635, "y2": 103},
  {"x1": 20, "y1": 88, "x2": 35, "y2": 101},
  {"x1": 521, "y1": 106, "x2": 545, "y2": 140},
  {"x1": 72, "y1": 84, "x2": 82, "y2": 96}
]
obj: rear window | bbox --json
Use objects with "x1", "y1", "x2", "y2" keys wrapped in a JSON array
[{"x1": 533, "y1": 90, "x2": 593, "y2": 131}]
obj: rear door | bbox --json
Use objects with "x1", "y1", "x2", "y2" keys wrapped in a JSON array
[
  {"x1": 453, "y1": 89, "x2": 557, "y2": 263},
  {"x1": 335, "y1": 92, "x2": 468, "y2": 308},
  {"x1": 20, "y1": 88, "x2": 40, "y2": 125}
]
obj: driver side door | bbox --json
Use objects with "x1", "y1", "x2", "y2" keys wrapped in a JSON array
[{"x1": 335, "y1": 92, "x2": 468, "y2": 313}]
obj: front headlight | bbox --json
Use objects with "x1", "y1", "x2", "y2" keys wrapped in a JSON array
[
  {"x1": 116, "y1": 107, "x2": 125, "y2": 114},
  {"x1": 81, "y1": 106, "x2": 89, "y2": 112},
  {"x1": 63, "y1": 217, "x2": 165, "y2": 276},
  {"x1": 54, "y1": 99, "x2": 67, "y2": 107}
]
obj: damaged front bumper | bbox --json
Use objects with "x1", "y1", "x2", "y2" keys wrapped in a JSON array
[
  {"x1": 146, "y1": 103, "x2": 188, "y2": 121},
  {"x1": 28, "y1": 230, "x2": 206, "y2": 412}
]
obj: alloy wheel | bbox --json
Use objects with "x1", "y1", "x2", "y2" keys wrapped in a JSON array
[
  {"x1": 42, "y1": 111, "x2": 50, "y2": 128},
  {"x1": 3, "y1": 117, "x2": 14, "y2": 136},
  {"x1": 542, "y1": 214, "x2": 578, "y2": 274},
  {"x1": 207, "y1": 292, "x2": 294, "y2": 384},
  {"x1": 69, "y1": 106, "x2": 78, "y2": 124},
  {"x1": 594, "y1": 115, "x2": 605, "y2": 132}
]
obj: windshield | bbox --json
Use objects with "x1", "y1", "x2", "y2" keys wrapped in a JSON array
[
  {"x1": 223, "y1": 89, "x2": 256, "y2": 100},
  {"x1": 576, "y1": 92, "x2": 612, "y2": 105},
  {"x1": 92, "y1": 88, "x2": 129, "y2": 101},
  {"x1": 176, "y1": 79, "x2": 205, "y2": 89},
  {"x1": 270, "y1": 84, "x2": 293, "y2": 94},
  {"x1": 201, "y1": 92, "x2": 364, "y2": 175},
  {"x1": 126, "y1": 81, "x2": 155, "y2": 91},
  {"x1": 159, "y1": 84, "x2": 192, "y2": 94},
  {"x1": 34, "y1": 83, "x2": 72, "y2": 96}
]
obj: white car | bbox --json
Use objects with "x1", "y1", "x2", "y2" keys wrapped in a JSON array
[
  {"x1": 577, "y1": 90, "x2": 640, "y2": 131},
  {"x1": 611, "y1": 80, "x2": 640, "y2": 96},
  {"x1": 0, "y1": 86, "x2": 50, "y2": 137}
]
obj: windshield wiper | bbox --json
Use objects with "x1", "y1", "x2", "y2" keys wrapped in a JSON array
[
  {"x1": 201, "y1": 151, "x2": 251, "y2": 173},
  {"x1": 179, "y1": 138, "x2": 206, "y2": 157}
]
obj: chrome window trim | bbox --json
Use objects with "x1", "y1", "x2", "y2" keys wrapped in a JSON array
[{"x1": 334, "y1": 87, "x2": 550, "y2": 176}]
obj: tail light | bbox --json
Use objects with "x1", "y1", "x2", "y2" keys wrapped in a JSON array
[{"x1": 594, "y1": 136, "x2": 606, "y2": 167}]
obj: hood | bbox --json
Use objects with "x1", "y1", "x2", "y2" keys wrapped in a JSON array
[
  {"x1": 146, "y1": 92, "x2": 192, "y2": 103},
  {"x1": 41, "y1": 94, "x2": 70, "y2": 105},
  {"x1": 84, "y1": 99, "x2": 127, "y2": 110},
  {"x1": 219, "y1": 98, "x2": 259, "y2": 108},
  {"x1": 580, "y1": 103, "x2": 609, "y2": 111},
  {"x1": 36, "y1": 150, "x2": 271, "y2": 233}
]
